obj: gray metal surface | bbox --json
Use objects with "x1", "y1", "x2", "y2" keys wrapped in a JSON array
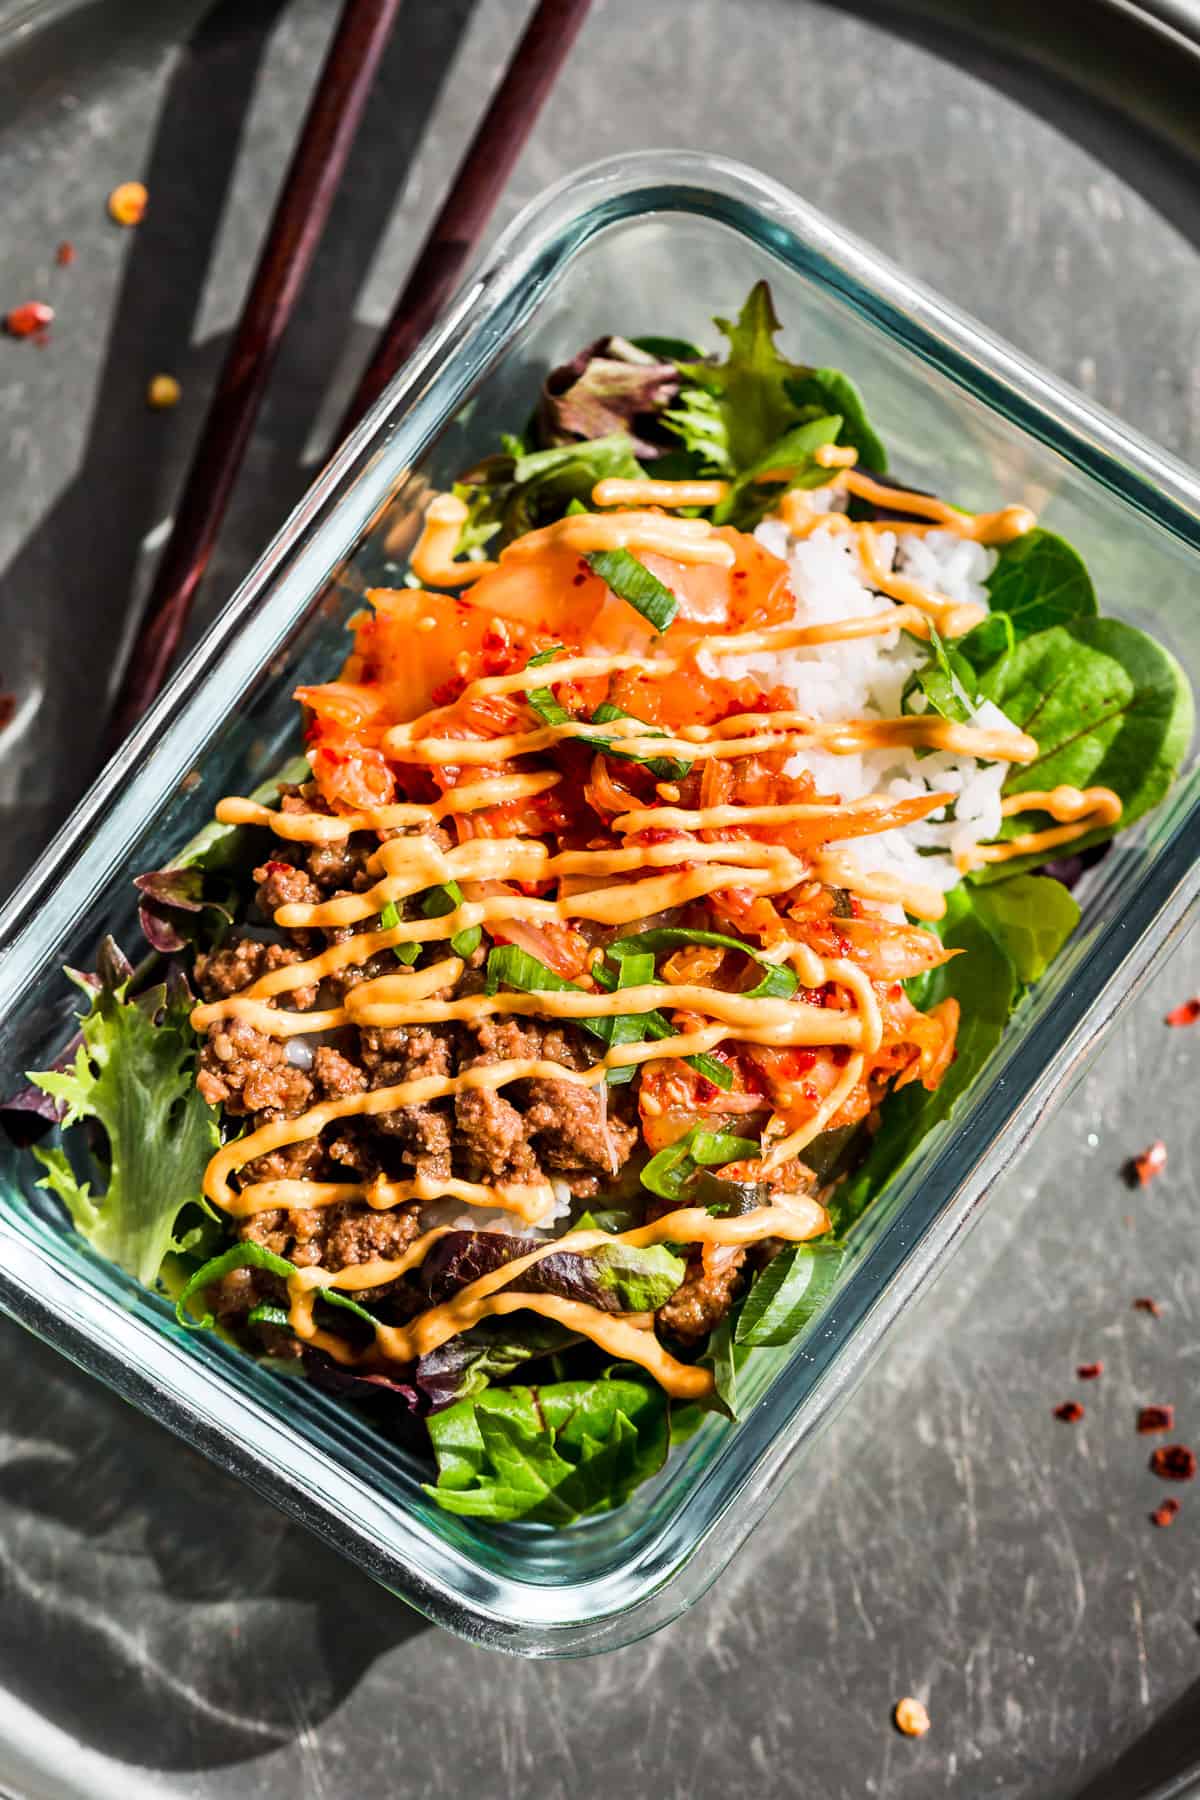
[{"x1": 1, "y1": 0, "x2": 1199, "y2": 1793}]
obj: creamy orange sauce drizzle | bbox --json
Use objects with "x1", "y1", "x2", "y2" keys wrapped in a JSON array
[
  {"x1": 592, "y1": 476, "x2": 731, "y2": 508},
  {"x1": 283, "y1": 1197, "x2": 828, "y2": 1394},
  {"x1": 956, "y1": 785, "x2": 1122, "y2": 872},
  {"x1": 411, "y1": 494, "x2": 499, "y2": 585},
  {"x1": 213, "y1": 771, "x2": 559, "y2": 843},
  {"x1": 498, "y1": 508, "x2": 736, "y2": 568},
  {"x1": 382, "y1": 709, "x2": 1038, "y2": 768},
  {"x1": 199, "y1": 464, "x2": 1047, "y2": 1385},
  {"x1": 814, "y1": 850, "x2": 947, "y2": 923}
]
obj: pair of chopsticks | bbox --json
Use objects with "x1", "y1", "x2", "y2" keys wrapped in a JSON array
[{"x1": 106, "y1": 0, "x2": 592, "y2": 749}]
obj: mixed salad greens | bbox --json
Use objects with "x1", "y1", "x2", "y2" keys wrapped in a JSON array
[{"x1": 21, "y1": 284, "x2": 1192, "y2": 1526}]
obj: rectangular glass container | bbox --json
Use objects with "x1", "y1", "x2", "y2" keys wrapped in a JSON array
[{"x1": 0, "y1": 151, "x2": 1196, "y2": 1657}]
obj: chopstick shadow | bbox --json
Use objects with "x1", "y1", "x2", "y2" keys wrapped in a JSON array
[
  {"x1": 0, "y1": 1318, "x2": 429, "y2": 1772},
  {"x1": 0, "y1": 0, "x2": 491, "y2": 1772},
  {"x1": 0, "y1": 0, "x2": 479, "y2": 897}
]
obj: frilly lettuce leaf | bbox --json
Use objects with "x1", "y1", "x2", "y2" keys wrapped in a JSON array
[
  {"x1": 28, "y1": 956, "x2": 219, "y2": 1287},
  {"x1": 424, "y1": 1374, "x2": 669, "y2": 1522},
  {"x1": 671, "y1": 281, "x2": 886, "y2": 478},
  {"x1": 537, "y1": 336, "x2": 680, "y2": 458}
]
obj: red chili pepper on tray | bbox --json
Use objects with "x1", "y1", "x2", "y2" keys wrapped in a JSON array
[
  {"x1": 4, "y1": 302, "x2": 53, "y2": 338},
  {"x1": 1128, "y1": 1140, "x2": 1168, "y2": 1188},
  {"x1": 1165, "y1": 997, "x2": 1200, "y2": 1027},
  {"x1": 1149, "y1": 1444, "x2": 1197, "y2": 1482}
]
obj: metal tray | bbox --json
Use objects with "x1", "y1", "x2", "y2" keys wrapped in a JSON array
[{"x1": 0, "y1": 2, "x2": 1198, "y2": 1794}]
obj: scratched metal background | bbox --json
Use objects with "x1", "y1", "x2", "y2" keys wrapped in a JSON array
[{"x1": 1, "y1": 1, "x2": 1200, "y2": 1795}]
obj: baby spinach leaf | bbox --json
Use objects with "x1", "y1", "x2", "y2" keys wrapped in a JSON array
[
  {"x1": 697, "y1": 1315, "x2": 745, "y2": 1420},
  {"x1": 424, "y1": 1375, "x2": 669, "y2": 1523},
  {"x1": 735, "y1": 1242, "x2": 845, "y2": 1346},
  {"x1": 984, "y1": 529, "x2": 1097, "y2": 637},
  {"x1": 783, "y1": 366, "x2": 888, "y2": 471},
  {"x1": 978, "y1": 616, "x2": 1194, "y2": 877},
  {"x1": 828, "y1": 885, "x2": 1018, "y2": 1236},
  {"x1": 968, "y1": 873, "x2": 1080, "y2": 984},
  {"x1": 955, "y1": 609, "x2": 1014, "y2": 678}
]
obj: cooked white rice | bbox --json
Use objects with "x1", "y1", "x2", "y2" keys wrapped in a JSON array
[{"x1": 694, "y1": 507, "x2": 1014, "y2": 905}]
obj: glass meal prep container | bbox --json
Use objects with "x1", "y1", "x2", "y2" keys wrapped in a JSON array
[{"x1": 0, "y1": 150, "x2": 1197, "y2": 1658}]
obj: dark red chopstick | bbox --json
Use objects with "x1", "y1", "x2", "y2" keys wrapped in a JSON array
[
  {"x1": 105, "y1": 0, "x2": 403, "y2": 751},
  {"x1": 333, "y1": 0, "x2": 594, "y2": 443}
]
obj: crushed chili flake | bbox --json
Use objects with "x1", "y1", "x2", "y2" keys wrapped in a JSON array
[
  {"x1": 1150, "y1": 1444, "x2": 1197, "y2": 1482},
  {"x1": 5, "y1": 302, "x2": 54, "y2": 338},
  {"x1": 1165, "y1": 996, "x2": 1200, "y2": 1028},
  {"x1": 1127, "y1": 1140, "x2": 1167, "y2": 1188},
  {"x1": 1133, "y1": 1297, "x2": 1162, "y2": 1317},
  {"x1": 1152, "y1": 1499, "x2": 1180, "y2": 1528},
  {"x1": 108, "y1": 180, "x2": 148, "y2": 226},
  {"x1": 55, "y1": 240, "x2": 75, "y2": 266},
  {"x1": 893, "y1": 1697, "x2": 930, "y2": 1739},
  {"x1": 1138, "y1": 1405, "x2": 1174, "y2": 1435},
  {"x1": 1054, "y1": 1401, "x2": 1085, "y2": 1423},
  {"x1": 1076, "y1": 1362, "x2": 1104, "y2": 1380},
  {"x1": 0, "y1": 694, "x2": 14, "y2": 732}
]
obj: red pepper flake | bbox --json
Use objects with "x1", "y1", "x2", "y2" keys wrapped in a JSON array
[
  {"x1": 4, "y1": 301, "x2": 54, "y2": 338},
  {"x1": 55, "y1": 240, "x2": 75, "y2": 266},
  {"x1": 1076, "y1": 1362, "x2": 1103, "y2": 1381},
  {"x1": 1133, "y1": 1297, "x2": 1162, "y2": 1317},
  {"x1": 1166, "y1": 996, "x2": 1200, "y2": 1028},
  {"x1": 1150, "y1": 1444, "x2": 1197, "y2": 1482},
  {"x1": 1054, "y1": 1401, "x2": 1085, "y2": 1423},
  {"x1": 1127, "y1": 1140, "x2": 1167, "y2": 1188},
  {"x1": 1151, "y1": 1498, "x2": 1180, "y2": 1528},
  {"x1": 1138, "y1": 1405, "x2": 1174, "y2": 1435}
]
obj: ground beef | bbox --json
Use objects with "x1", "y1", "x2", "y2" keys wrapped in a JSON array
[
  {"x1": 194, "y1": 936, "x2": 317, "y2": 1008},
  {"x1": 361, "y1": 1024, "x2": 454, "y2": 1179},
  {"x1": 197, "y1": 1018, "x2": 314, "y2": 1116},
  {"x1": 657, "y1": 1246, "x2": 747, "y2": 1345},
  {"x1": 243, "y1": 1198, "x2": 420, "y2": 1270}
]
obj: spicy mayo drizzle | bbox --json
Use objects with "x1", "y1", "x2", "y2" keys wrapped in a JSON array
[{"x1": 192, "y1": 460, "x2": 1101, "y2": 1379}]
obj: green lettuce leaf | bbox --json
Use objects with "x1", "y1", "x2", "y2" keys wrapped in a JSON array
[
  {"x1": 783, "y1": 366, "x2": 888, "y2": 472},
  {"x1": 735, "y1": 1242, "x2": 844, "y2": 1346},
  {"x1": 967, "y1": 873, "x2": 1080, "y2": 983},
  {"x1": 424, "y1": 1375, "x2": 669, "y2": 1523},
  {"x1": 984, "y1": 528, "x2": 1098, "y2": 637},
  {"x1": 29, "y1": 969, "x2": 220, "y2": 1287},
  {"x1": 677, "y1": 282, "x2": 808, "y2": 473},
  {"x1": 978, "y1": 616, "x2": 1194, "y2": 877},
  {"x1": 828, "y1": 885, "x2": 1018, "y2": 1236},
  {"x1": 671, "y1": 283, "x2": 886, "y2": 480}
]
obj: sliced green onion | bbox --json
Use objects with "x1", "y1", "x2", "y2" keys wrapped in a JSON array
[
  {"x1": 640, "y1": 1135, "x2": 702, "y2": 1201},
  {"x1": 744, "y1": 962, "x2": 797, "y2": 1000},
  {"x1": 484, "y1": 944, "x2": 580, "y2": 998},
  {"x1": 687, "y1": 1052, "x2": 734, "y2": 1090},
  {"x1": 246, "y1": 1303, "x2": 291, "y2": 1328},
  {"x1": 380, "y1": 898, "x2": 420, "y2": 965},
  {"x1": 526, "y1": 645, "x2": 564, "y2": 668},
  {"x1": 175, "y1": 1241, "x2": 378, "y2": 1332},
  {"x1": 421, "y1": 880, "x2": 481, "y2": 958},
  {"x1": 590, "y1": 701, "x2": 692, "y2": 781},
  {"x1": 587, "y1": 548, "x2": 678, "y2": 631},
  {"x1": 692, "y1": 1130, "x2": 761, "y2": 1165},
  {"x1": 608, "y1": 926, "x2": 798, "y2": 999}
]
